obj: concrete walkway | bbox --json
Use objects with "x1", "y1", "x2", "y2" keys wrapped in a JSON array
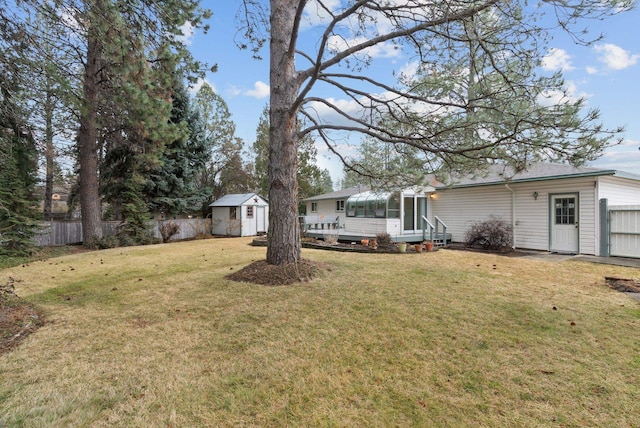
[
  {"x1": 516, "y1": 250, "x2": 640, "y2": 268},
  {"x1": 514, "y1": 251, "x2": 640, "y2": 302}
]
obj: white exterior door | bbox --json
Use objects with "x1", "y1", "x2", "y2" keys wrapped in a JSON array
[
  {"x1": 551, "y1": 194, "x2": 579, "y2": 253},
  {"x1": 256, "y1": 206, "x2": 267, "y2": 233}
]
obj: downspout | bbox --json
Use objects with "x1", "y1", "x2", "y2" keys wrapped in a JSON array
[{"x1": 505, "y1": 184, "x2": 516, "y2": 250}]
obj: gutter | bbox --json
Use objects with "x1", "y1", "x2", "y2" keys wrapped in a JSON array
[
  {"x1": 505, "y1": 184, "x2": 516, "y2": 249},
  {"x1": 437, "y1": 170, "x2": 618, "y2": 190}
]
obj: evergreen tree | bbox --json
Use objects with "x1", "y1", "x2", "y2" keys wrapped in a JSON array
[
  {"x1": 144, "y1": 77, "x2": 209, "y2": 218},
  {"x1": 0, "y1": 74, "x2": 39, "y2": 255},
  {"x1": 192, "y1": 83, "x2": 243, "y2": 203},
  {"x1": 342, "y1": 138, "x2": 425, "y2": 190},
  {"x1": 252, "y1": 108, "x2": 333, "y2": 201},
  {"x1": 252, "y1": 106, "x2": 270, "y2": 197}
]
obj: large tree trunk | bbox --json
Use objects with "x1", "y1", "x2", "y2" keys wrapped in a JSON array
[
  {"x1": 266, "y1": 0, "x2": 301, "y2": 265},
  {"x1": 77, "y1": 27, "x2": 103, "y2": 248}
]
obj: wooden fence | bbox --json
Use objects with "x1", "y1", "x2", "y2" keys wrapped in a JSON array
[
  {"x1": 34, "y1": 219, "x2": 212, "y2": 247},
  {"x1": 608, "y1": 205, "x2": 640, "y2": 258}
]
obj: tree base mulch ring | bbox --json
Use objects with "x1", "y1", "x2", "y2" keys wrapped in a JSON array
[
  {"x1": 226, "y1": 259, "x2": 327, "y2": 286},
  {"x1": 605, "y1": 276, "x2": 640, "y2": 293}
]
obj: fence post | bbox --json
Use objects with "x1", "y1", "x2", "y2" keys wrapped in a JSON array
[{"x1": 599, "y1": 198, "x2": 609, "y2": 257}]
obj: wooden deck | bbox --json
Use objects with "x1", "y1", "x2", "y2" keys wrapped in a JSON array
[{"x1": 303, "y1": 228, "x2": 451, "y2": 244}]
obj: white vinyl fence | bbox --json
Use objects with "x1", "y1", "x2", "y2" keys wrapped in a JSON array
[
  {"x1": 34, "y1": 219, "x2": 212, "y2": 247},
  {"x1": 608, "y1": 205, "x2": 640, "y2": 258}
]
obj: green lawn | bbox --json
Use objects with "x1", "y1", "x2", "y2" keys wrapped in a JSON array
[{"x1": 1, "y1": 237, "x2": 639, "y2": 427}]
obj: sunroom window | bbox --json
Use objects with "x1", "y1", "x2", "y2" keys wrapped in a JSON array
[{"x1": 345, "y1": 191, "x2": 399, "y2": 218}]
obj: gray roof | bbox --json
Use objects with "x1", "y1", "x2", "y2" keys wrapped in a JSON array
[
  {"x1": 438, "y1": 163, "x2": 640, "y2": 188},
  {"x1": 209, "y1": 193, "x2": 267, "y2": 207},
  {"x1": 302, "y1": 186, "x2": 371, "y2": 202}
]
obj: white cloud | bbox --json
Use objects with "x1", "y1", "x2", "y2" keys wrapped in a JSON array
[
  {"x1": 189, "y1": 78, "x2": 216, "y2": 94},
  {"x1": 537, "y1": 80, "x2": 586, "y2": 107},
  {"x1": 244, "y1": 81, "x2": 270, "y2": 99},
  {"x1": 327, "y1": 35, "x2": 400, "y2": 59},
  {"x1": 302, "y1": 0, "x2": 342, "y2": 28},
  {"x1": 586, "y1": 66, "x2": 598, "y2": 75},
  {"x1": 542, "y1": 48, "x2": 574, "y2": 72},
  {"x1": 178, "y1": 21, "x2": 195, "y2": 45},
  {"x1": 590, "y1": 139, "x2": 640, "y2": 175},
  {"x1": 398, "y1": 61, "x2": 419, "y2": 81},
  {"x1": 227, "y1": 85, "x2": 243, "y2": 97},
  {"x1": 621, "y1": 138, "x2": 640, "y2": 147},
  {"x1": 594, "y1": 43, "x2": 639, "y2": 70}
]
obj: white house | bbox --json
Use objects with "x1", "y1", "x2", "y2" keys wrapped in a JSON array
[
  {"x1": 302, "y1": 163, "x2": 640, "y2": 256},
  {"x1": 209, "y1": 193, "x2": 268, "y2": 237},
  {"x1": 301, "y1": 185, "x2": 439, "y2": 242}
]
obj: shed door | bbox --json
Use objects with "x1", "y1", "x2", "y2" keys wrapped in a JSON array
[
  {"x1": 550, "y1": 194, "x2": 579, "y2": 253},
  {"x1": 256, "y1": 206, "x2": 267, "y2": 233}
]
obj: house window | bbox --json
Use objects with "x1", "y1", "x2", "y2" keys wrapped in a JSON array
[
  {"x1": 229, "y1": 207, "x2": 237, "y2": 219},
  {"x1": 555, "y1": 198, "x2": 576, "y2": 224},
  {"x1": 247, "y1": 206, "x2": 254, "y2": 218},
  {"x1": 311, "y1": 202, "x2": 318, "y2": 212},
  {"x1": 336, "y1": 200, "x2": 345, "y2": 212}
]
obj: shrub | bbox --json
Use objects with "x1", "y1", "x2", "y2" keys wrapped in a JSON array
[
  {"x1": 376, "y1": 232, "x2": 393, "y2": 249},
  {"x1": 465, "y1": 216, "x2": 513, "y2": 252},
  {"x1": 159, "y1": 221, "x2": 181, "y2": 243},
  {"x1": 324, "y1": 232, "x2": 338, "y2": 245}
]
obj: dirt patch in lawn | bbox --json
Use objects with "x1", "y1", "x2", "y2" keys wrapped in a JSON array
[
  {"x1": 226, "y1": 259, "x2": 327, "y2": 286},
  {"x1": 1, "y1": 278, "x2": 45, "y2": 355},
  {"x1": 605, "y1": 276, "x2": 640, "y2": 293}
]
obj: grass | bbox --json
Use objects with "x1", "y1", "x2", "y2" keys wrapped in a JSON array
[
  {"x1": 0, "y1": 246, "x2": 82, "y2": 270},
  {"x1": 1, "y1": 237, "x2": 640, "y2": 427}
]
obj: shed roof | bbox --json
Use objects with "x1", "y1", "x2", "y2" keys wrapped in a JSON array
[
  {"x1": 209, "y1": 193, "x2": 267, "y2": 207},
  {"x1": 439, "y1": 163, "x2": 640, "y2": 189}
]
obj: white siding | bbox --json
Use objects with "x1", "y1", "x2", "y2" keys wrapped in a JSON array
[
  {"x1": 212, "y1": 203, "x2": 268, "y2": 237},
  {"x1": 429, "y1": 186, "x2": 513, "y2": 243},
  {"x1": 307, "y1": 199, "x2": 348, "y2": 226},
  {"x1": 598, "y1": 176, "x2": 640, "y2": 205},
  {"x1": 342, "y1": 218, "x2": 395, "y2": 236},
  {"x1": 431, "y1": 177, "x2": 598, "y2": 254},
  {"x1": 211, "y1": 207, "x2": 240, "y2": 236}
]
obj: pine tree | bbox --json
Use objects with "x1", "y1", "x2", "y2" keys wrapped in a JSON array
[
  {"x1": 145, "y1": 77, "x2": 209, "y2": 218},
  {"x1": 192, "y1": 83, "x2": 243, "y2": 203},
  {"x1": 0, "y1": 78, "x2": 39, "y2": 255}
]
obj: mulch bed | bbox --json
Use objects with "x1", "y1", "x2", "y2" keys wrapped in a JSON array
[{"x1": 226, "y1": 259, "x2": 327, "y2": 286}]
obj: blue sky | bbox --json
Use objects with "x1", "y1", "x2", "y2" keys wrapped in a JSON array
[{"x1": 187, "y1": 2, "x2": 640, "y2": 186}]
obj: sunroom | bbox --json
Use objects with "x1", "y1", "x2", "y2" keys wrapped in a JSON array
[{"x1": 301, "y1": 186, "x2": 446, "y2": 242}]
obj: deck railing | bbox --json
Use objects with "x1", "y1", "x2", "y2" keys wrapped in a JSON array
[{"x1": 421, "y1": 215, "x2": 448, "y2": 246}]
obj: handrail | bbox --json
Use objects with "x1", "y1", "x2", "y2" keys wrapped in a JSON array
[
  {"x1": 434, "y1": 215, "x2": 447, "y2": 229},
  {"x1": 421, "y1": 215, "x2": 434, "y2": 242},
  {"x1": 434, "y1": 216, "x2": 447, "y2": 245},
  {"x1": 422, "y1": 215, "x2": 448, "y2": 245}
]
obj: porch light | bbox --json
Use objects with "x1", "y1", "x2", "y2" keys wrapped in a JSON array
[
  {"x1": 429, "y1": 193, "x2": 437, "y2": 199},
  {"x1": 533, "y1": 191, "x2": 539, "y2": 200}
]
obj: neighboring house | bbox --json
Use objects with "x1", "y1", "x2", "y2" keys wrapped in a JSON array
[
  {"x1": 303, "y1": 163, "x2": 640, "y2": 256},
  {"x1": 209, "y1": 193, "x2": 268, "y2": 237}
]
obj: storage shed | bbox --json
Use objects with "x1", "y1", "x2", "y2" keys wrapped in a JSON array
[{"x1": 209, "y1": 193, "x2": 268, "y2": 237}]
